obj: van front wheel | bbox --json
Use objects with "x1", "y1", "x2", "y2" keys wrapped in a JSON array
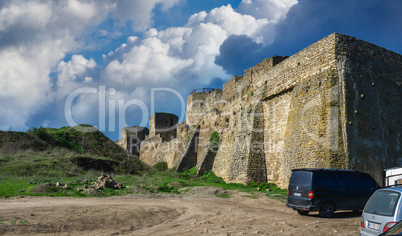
[
  {"x1": 319, "y1": 202, "x2": 335, "y2": 218},
  {"x1": 297, "y1": 210, "x2": 309, "y2": 215}
]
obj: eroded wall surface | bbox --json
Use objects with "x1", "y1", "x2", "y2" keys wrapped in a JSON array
[
  {"x1": 133, "y1": 33, "x2": 401, "y2": 188},
  {"x1": 183, "y1": 33, "x2": 401, "y2": 188},
  {"x1": 336, "y1": 36, "x2": 402, "y2": 184}
]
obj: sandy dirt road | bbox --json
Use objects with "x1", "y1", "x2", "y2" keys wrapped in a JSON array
[{"x1": 0, "y1": 187, "x2": 361, "y2": 236}]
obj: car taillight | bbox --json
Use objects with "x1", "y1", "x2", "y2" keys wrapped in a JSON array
[
  {"x1": 360, "y1": 216, "x2": 365, "y2": 228},
  {"x1": 308, "y1": 191, "x2": 314, "y2": 199},
  {"x1": 383, "y1": 222, "x2": 397, "y2": 233}
]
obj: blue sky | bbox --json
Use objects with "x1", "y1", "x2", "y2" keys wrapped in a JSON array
[{"x1": 1, "y1": 0, "x2": 401, "y2": 141}]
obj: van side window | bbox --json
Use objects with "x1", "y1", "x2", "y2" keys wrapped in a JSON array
[
  {"x1": 359, "y1": 174, "x2": 375, "y2": 188},
  {"x1": 290, "y1": 171, "x2": 312, "y2": 185},
  {"x1": 338, "y1": 173, "x2": 358, "y2": 188},
  {"x1": 315, "y1": 172, "x2": 337, "y2": 187}
]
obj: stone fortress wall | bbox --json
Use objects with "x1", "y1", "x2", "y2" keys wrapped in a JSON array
[
  {"x1": 148, "y1": 113, "x2": 178, "y2": 142},
  {"x1": 119, "y1": 126, "x2": 149, "y2": 156},
  {"x1": 117, "y1": 33, "x2": 401, "y2": 188}
]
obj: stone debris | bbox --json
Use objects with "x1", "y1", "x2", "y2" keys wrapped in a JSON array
[
  {"x1": 146, "y1": 185, "x2": 158, "y2": 191},
  {"x1": 32, "y1": 176, "x2": 124, "y2": 194},
  {"x1": 94, "y1": 175, "x2": 124, "y2": 190},
  {"x1": 55, "y1": 182, "x2": 70, "y2": 189},
  {"x1": 62, "y1": 184, "x2": 70, "y2": 189}
]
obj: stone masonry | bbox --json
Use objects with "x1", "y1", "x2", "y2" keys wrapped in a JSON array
[
  {"x1": 148, "y1": 113, "x2": 178, "y2": 142},
  {"x1": 118, "y1": 33, "x2": 401, "y2": 188},
  {"x1": 118, "y1": 126, "x2": 149, "y2": 155}
]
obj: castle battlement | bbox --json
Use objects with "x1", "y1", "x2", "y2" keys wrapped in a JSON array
[{"x1": 118, "y1": 33, "x2": 402, "y2": 188}]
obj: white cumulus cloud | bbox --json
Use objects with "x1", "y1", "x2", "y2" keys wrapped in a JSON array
[
  {"x1": 114, "y1": 0, "x2": 183, "y2": 32},
  {"x1": 74, "y1": 2, "x2": 297, "y2": 130},
  {"x1": 238, "y1": 0, "x2": 298, "y2": 22},
  {"x1": 55, "y1": 54, "x2": 98, "y2": 98},
  {"x1": 0, "y1": 0, "x2": 111, "y2": 130},
  {"x1": 101, "y1": 2, "x2": 290, "y2": 92},
  {"x1": 0, "y1": 0, "x2": 297, "y2": 131}
]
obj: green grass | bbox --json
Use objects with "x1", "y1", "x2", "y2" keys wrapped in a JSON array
[
  {"x1": 0, "y1": 175, "x2": 137, "y2": 198},
  {"x1": 0, "y1": 177, "x2": 33, "y2": 197},
  {"x1": 0, "y1": 166, "x2": 287, "y2": 200},
  {"x1": 0, "y1": 125, "x2": 287, "y2": 200},
  {"x1": 209, "y1": 131, "x2": 220, "y2": 151},
  {"x1": 1, "y1": 126, "x2": 149, "y2": 178},
  {"x1": 153, "y1": 162, "x2": 168, "y2": 172}
]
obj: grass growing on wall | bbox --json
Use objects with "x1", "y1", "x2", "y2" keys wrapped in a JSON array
[
  {"x1": 209, "y1": 131, "x2": 220, "y2": 151},
  {"x1": 210, "y1": 131, "x2": 220, "y2": 144}
]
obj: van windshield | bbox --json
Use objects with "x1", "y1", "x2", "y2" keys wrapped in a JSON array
[
  {"x1": 290, "y1": 171, "x2": 312, "y2": 186},
  {"x1": 364, "y1": 190, "x2": 400, "y2": 216}
]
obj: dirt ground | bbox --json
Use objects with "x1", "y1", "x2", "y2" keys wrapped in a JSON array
[{"x1": 0, "y1": 187, "x2": 361, "y2": 236}]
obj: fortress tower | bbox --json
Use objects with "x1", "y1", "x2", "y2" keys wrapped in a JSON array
[
  {"x1": 120, "y1": 126, "x2": 149, "y2": 155},
  {"x1": 148, "y1": 113, "x2": 178, "y2": 142}
]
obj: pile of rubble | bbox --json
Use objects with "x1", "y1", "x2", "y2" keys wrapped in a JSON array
[
  {"x1": 56, "y1": 182, "x2": 70, "y2": 189},
  {"x1": 76, "y1": 175, "x2": 124, "y2": 192},
  {"x1": 30, "y1": 175, "x2": 124, "y2": 195},
  {"x1": 93, "y1": 175, "x2": 124, "y2": 190}
]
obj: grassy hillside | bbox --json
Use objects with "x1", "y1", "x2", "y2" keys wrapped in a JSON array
[
  {"x1": 0, "y1": 126, "x2": 287, "y2": 200},
  {"x1": 0, "y1": 124, "x2": 150, "y2": 179},
  {"x1": 0, "y1": 130, "x2": 49, "y2": 153}
]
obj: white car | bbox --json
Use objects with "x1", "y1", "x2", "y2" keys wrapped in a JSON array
[{"x1": 361, "y1": 187, "x2": 402, "y2": 235}]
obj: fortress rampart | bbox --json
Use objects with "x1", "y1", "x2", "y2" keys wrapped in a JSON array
[{"x1": 118, "y1": 33, "x2": 401, "y2": 188}]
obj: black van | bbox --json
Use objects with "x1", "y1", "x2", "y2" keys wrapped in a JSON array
[{"x1": 286, "y1": 168, "x2": 380, "y2": 218}]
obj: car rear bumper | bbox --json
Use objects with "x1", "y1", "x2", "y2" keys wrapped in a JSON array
[
  {"x1": 360, "y1": 228, "x2": 380, "y2": 236},
  {"x1": 286, "y1": 203, "x2": 318, "y2": 211}
]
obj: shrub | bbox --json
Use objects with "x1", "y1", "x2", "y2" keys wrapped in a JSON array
[
  {"x1": 157, "y1": 185, "x2": 176, "y2": 193},
  {"x1": 266, "y1": 183, "x2": 282, "y2": 191},
  {"x1": 201, "y1": 171, "x2": 224, "y2": 183},
  {"x1": 153, "y1": 162, "x2": 168, "y2": 172},
  {"x1": 180, "y1": 167, "x2": 198, "y2": 179},
  {"x1": 258, "y1": 183, "x2": 269, "y2": 190},
  {"x1": 210, "y1": 131, "x2": 220, "y2": 144},
  {"x1": 248, "y1": 181, "x2": 258, "y2": 188},
  {"x1": 30, "y1": 127, "x2": 52, "y2": 144}
]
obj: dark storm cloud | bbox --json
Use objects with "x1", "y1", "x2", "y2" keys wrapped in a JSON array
[
  {"x1": 215, "y1": 35, "x2": 264, "y2": 75},
  {"x1": 206, "y1": 77, "x2": 226, "y2": 90},
  {"x1": 0, "y1": 25, "x2": 40, "y2": 49},
  {"x1": 216, "y1": 0, "x2": 402, "y2": 75}
]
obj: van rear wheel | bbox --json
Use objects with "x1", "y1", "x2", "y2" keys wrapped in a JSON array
[
  {"x1": 319, "y1": 202, "x2": 335, "y2": 218},
  {"x1": 297, "y1": 210, "x2": 309, "y2": 215}
]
